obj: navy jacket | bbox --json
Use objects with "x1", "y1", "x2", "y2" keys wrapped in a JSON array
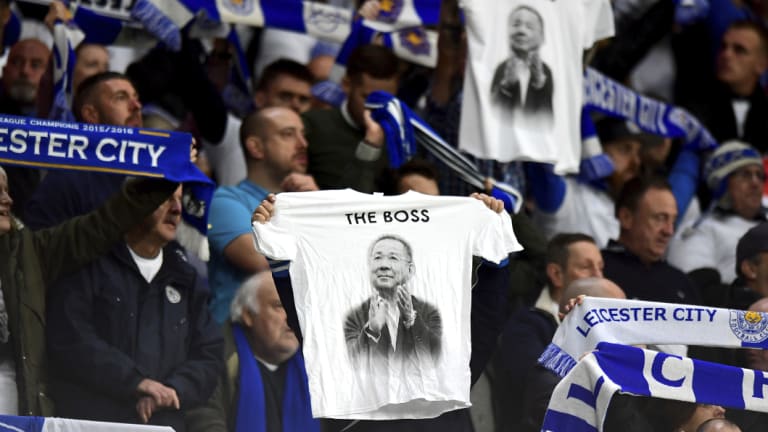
[{"x1": 47, "y1": 242, "x2": 223, "y2": 431}]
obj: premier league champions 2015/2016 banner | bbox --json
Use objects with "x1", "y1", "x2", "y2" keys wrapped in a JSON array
[{"x1": 0, "y1": 114, "x2": 214, "y2": 233}]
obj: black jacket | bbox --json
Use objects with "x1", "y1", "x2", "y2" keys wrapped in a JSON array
[
  {"x1": 685, "y1": 82, "x2": 768, "y2": 154},
  {"x1": 47, "y1": 242, "x2": 223, "y2": 431}
]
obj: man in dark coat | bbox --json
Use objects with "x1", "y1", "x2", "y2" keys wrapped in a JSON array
[{"x1": 344, "y1": 234, "x2": 442, "y2": 364}]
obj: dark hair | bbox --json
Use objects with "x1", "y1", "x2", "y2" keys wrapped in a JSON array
[
  {"x1": 255, "y1": 58, "x2": 314, "y2": 91},
  {"x1": 546, "y1": 233, "x2": 596, "y2": 269},
  {"x1": 369, "y1": 234, "x2": 413, "y2": 262},
  {"x1": 72, "y1": 71, "x2": 132, "y2": 122},
  {"x1": 728, "y1": 20, "x2": 768, "y2": 56},
  {"x1": 614, "y1": 175, "x2": 672, "y2": 218},
  {"x1": 346, "y1": 45, "x2": 400, "y2": 82},
  {"x1": 376, "y1": 159, "x2": 440, "y2": 195},
  {"x1": 397, "y1": 159, "x2": 439, "y2": 183}
]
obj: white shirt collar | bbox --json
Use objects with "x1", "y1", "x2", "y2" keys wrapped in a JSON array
[
  {"x1": 340, "y1": 99, "x2": 361, "y2": 130},
  {"x1": 534, "y1": 286, "x2": 561, "y2": 325}
]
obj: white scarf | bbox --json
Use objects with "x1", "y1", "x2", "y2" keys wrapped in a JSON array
[
  {"x1": 540, "y1": 297, "x2": 768, "y2": 377},
  {"x1": 542, "y1": 342, "x2": 768, "y2": 431}
]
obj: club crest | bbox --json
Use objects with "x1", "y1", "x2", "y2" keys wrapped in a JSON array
[
  {"x1": 166, "y1": 286, "x2": 182, "y2": 304},
  {"x1": 377, "y1": 0, "x2": 405, "y2": 24},
  {"x1": 729, "y1": 310, "x2": 768, "y2": 343},
  {"x1": 399, "y1": 27, "x2": 431, "y2": 56},
  {"x1": 220, "y1": 0, "x2": 255, "y2": 16}
]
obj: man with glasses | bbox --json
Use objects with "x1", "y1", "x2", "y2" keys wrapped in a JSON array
[{"x1": 668, "y1": 141, "x2": 767, "y2": 285}]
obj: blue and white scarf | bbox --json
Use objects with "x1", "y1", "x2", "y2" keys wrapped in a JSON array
[
  {"x1": 48, "y1": 20, "x2": 83, "y2": 122},
  {"x1": 365, "y1": 90, "x2": 523, "y2": 213},
  {"x1": 0, "y1": 113, "x2": 213, "y2": 233},
  {"x1": 232, "y1": 324, "x2": 319, "y2": 432},
  {"x1": 542, "y1": 342, "x2": 768, "y2": 432},
  {"x1": 540, "y1": 297, "x2": 768, "y2": 378},
  {"x1": 583, "y1": 67, "x2": 718, "y2": 154}
]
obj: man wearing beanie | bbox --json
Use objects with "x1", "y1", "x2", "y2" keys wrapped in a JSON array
[{"x1": 668, "y1": 140, "x2": 767, "y2": 286}]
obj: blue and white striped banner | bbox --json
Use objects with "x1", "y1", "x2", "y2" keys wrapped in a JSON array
[
  {"x1": 583, "y1": 67, "x2": 718, "y2": 153},
  {"x1": 540, "y1": 297, "x2": 768, "y2": 378},
  {"x1": 48, "y1": 20, "x2": 83, "y2": 122},
  {"x1": 0, "y1": 114, "x2": 214, "y2": 233},
  {"x1": 542, "y1": 342, "x2": 768, "y2": 432},
  {"x1": 19, "y1": 0, "x2": 438, "y2": 67}
]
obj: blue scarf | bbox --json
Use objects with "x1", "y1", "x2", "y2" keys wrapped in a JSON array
[
  {"x1": 583, "y1": 67, "x2": 718, "y2": 153},
  {"x1": 0, "y1": 113, "x2": 213, "y2": 233},
  {"x1": 232, "y1": 325, "x2": 319, "y2": 432},
  {"x1": 542, "y1": 342, "x2": 768, "y2": 431},
  {"x1": 365, "y1": 90, "x2": 523, "y2": 213}
]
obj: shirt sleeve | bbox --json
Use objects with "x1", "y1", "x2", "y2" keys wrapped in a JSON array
[
  {"x1": 251, "y1": 199, "x2": 299, "y2": 261},
  {"x1": 472, "y1": 202, "x2": 523, "y2": 264},
  {"x1": 582, "y1": 0, "x2": 615, "y2": 48},
  {"x1": 207, "y1": 188, "x2": 253, "y2": 255}
]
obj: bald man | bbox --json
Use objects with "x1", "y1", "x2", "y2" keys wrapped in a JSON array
[
  {"x1": 521, "y1": 277, "x2": 626, "y2": 431},
  {"x1": 697, "y1": 418, "x2": 742, "y2": 432},
  {"x1": 207, "y1": 107, "x2": 320, "y2": 323}
]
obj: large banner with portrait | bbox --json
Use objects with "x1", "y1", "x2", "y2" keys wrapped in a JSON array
[
  {"x1": 251, "y1": 189, "x2": 520, "y2": 420},
  {"x1": 458, "y1": 0, "x2": 614, "y2": 174}
]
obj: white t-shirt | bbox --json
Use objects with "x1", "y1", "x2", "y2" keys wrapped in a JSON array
[
  {"x1": 458, "y1": 0, "x2": 614, "y2": 174},
  {"x1": 668, "y1": 212, "x2": 762, "y2": 284},
  {"x1": 533, "y1": 177, "x2": 617, "y2": 248},
  {"x1": 252, "y1": 189, "x2": 521, "y2": 419}
]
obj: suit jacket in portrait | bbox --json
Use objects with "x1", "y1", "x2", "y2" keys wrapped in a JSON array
[
  {"x1": 491, "y1": 59, "x2": 554, "y2": 117},
  {"x1": 344, "y1": 295, "x2": 442, "y2": 364}
]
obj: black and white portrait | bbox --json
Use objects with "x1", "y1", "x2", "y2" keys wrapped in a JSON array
[
  {"x1": 343, "y1": 234, "x2": 442, "y2": 363},
  {"x1": 490, "y1": 5, "x2": 554, "y2": 117}
]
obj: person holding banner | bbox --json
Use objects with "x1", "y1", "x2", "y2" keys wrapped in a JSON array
[
  {"x1": 24, "y1": 71, "x2": 145, "y2": 230},
  {"x1": 207, "y1": 107, "x2": 318, "y2": 324},
  {"x1": 0, "y1": 164, "x2": 180, "y2": 417}
]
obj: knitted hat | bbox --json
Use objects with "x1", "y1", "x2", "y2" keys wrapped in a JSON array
[
  {"x1": 703, "y1": 140, "x2": 763, "y2": 198},
  {"x1": 736, "y1": 222, "x2": 768, "y2": 276}
]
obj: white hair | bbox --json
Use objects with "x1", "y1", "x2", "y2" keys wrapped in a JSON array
[{"x1": 229, "y1": 272, "x2": 268, "y2": 323}]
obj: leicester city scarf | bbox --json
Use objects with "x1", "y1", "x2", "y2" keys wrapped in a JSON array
[
  {"x1": 542, "y1": 342, "x2": 768, "y2": 432},
  {"x1": 583, "y1": 67, "x2": 718, "y2": 153},
  {"x1": 365, "y1": 90, "x2": 523, "y2": 213},
  {"x1": 232, "y1": 325, "x2": 319, "y2": 432},
  {"x1": 540, "y1": 297, "x2": 768, "y2": 378},
  {"x1": 0, "y1": 113, "x2": 214, "y2": 234}
]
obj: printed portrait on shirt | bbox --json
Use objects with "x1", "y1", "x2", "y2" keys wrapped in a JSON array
[
  {"x1": 491, "y1": 5, "x2": 554, "y2": 120},
  {"x1": 343, "y1": 234, "x2": 442, "y2": 364}
]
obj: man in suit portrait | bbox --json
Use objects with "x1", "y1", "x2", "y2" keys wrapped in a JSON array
[
  {"x1": 491, "y1": 5, "x2": 553, "y2": 117},
  {"x1": 344, "y1": 234, "x2": 442, "y2": 364}
]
